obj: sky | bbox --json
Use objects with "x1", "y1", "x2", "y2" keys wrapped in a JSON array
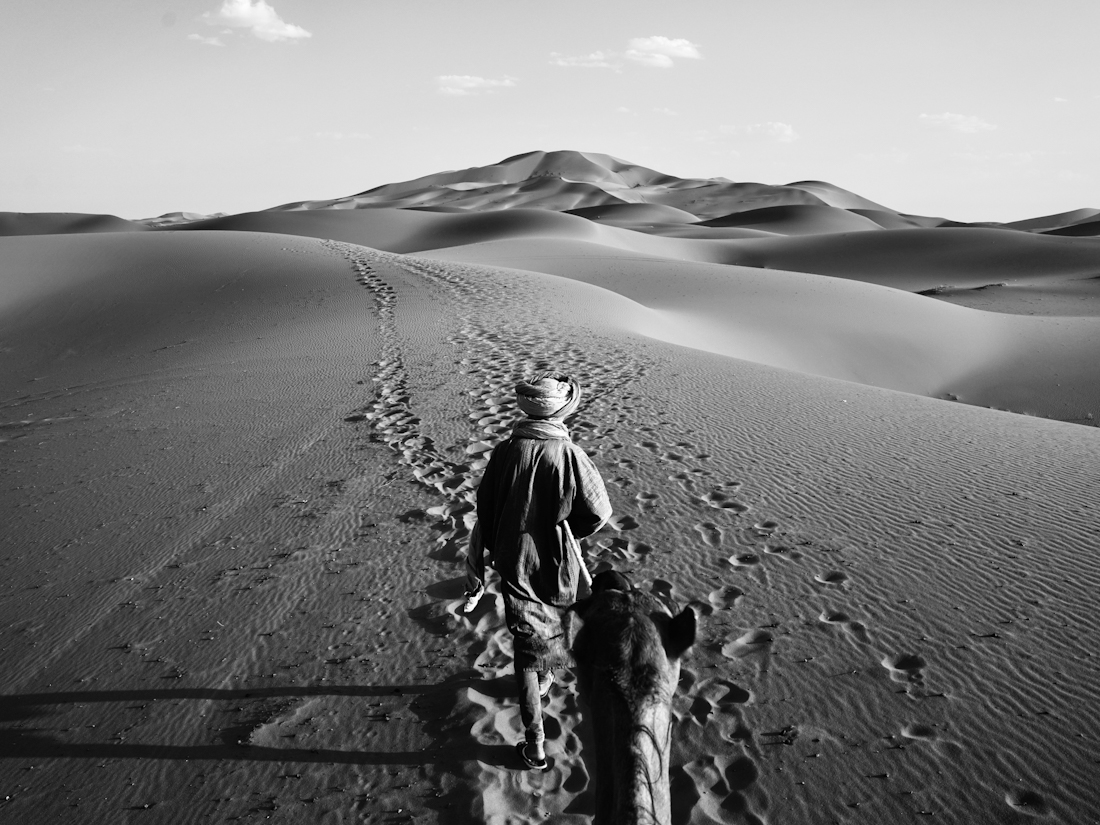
[{"x1": 2, "y1": 0, "x2": 1097, "y2": 222}]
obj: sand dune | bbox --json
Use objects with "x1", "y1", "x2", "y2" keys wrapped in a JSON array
[
  {"x1": 3, "y1": 150, "x2": 1100, "y2": 824},
  {"x1": 848, "y1": 209, "x2": 948, "y2": 230},
  {"x1": 784, "y1": 180, "x2": 894, "y2": 211},
  {"x1": 0, "y1": 211, "x2": 149, "y2": 236},
  {"x1": 135, "y1": 160, "x2": 1100, "y2": 424},
  {"x1": 273, "y1": 150, "x2": 854, "y2": 222},
  {"x1": 423, "y1": 236, "x2": 1100, "y2": 422},
  {"x1": 721, "y1": 227, "x2": 1100, "y2": 289},
  {"x1": 565, "y1": 202, "x2": 701, "y2": 225},
  {"x1": 699, "y1": 204, "x2": 885, "y2": 235},
  {"x1": 1043, "y1": 218, "x2": 1100, "y2": 237},
  {"x1": 1003, "y1": 207, "x2": 1100, "y2": 232}
]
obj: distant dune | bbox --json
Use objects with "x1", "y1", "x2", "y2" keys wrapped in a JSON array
[
  {"x1": 698, "y1": 204, "x2": 885, "y2": 235},
  {"x1": 0, "y1": 211, "x2": 149, "y2": 235},
  {"x1": 1003, "y1": 207, "x2": 1100, "y2": 232},
  {"x1": 3, "y1": 150, "x2": 1100, "y2": 825}
]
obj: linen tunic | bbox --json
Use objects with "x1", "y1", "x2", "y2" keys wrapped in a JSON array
[{"x1": 477, "y1": 421, "x2": 612, "y2": 671}]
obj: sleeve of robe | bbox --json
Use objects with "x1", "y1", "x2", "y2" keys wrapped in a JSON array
[
  {"x1": 475, "y1": 438, "x2": 511, "y2": 554},
  {"x1": 561, "y1": 442, "x2": 612, "y2": 539}
]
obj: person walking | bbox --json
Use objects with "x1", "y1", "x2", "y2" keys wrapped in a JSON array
[{"x1": 472, "y1": 372, "x2": 612, "y2": 771}]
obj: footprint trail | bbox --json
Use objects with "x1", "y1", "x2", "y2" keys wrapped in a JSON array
[{"x1": 326, "y1": 242, "x2": 651, "y2": 822}]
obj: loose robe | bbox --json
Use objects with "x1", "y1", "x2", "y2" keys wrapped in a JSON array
[{"x1": 477, "y1": 420, "x2": 612, "y2": 671}]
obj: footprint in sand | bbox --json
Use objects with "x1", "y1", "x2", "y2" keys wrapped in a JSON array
[
  {"x1": 763, "y1": 543, "x2": 802, "y2": 560},
  {"x1": 707, "y1": 585, "x2": 744, "y2": 611},
  {"x1": 675, "y1": 753, "x2": 765, "y2": 825},
  {"x1": 1005, "y1": 789, "x2": 1049, "y2": 816},
  {"x1": 635, "y1": 491, "x2": 659, "y2": 509},
  {"x1": 702, "y1": 490, "x2": 749, "y2": 513},
  {"x1": 693, "y1": 522, "x2": 723, "y2": 548},
  {"x1": 606, "y1": 514, "x2": 639, "y2": 531},
  {"x1": 818, "y1": 610, "x2": 871, "y2": 644},
  {"x1": 752, "y1": 520, "x2": 780, "y2": 537},
  {"x1": 882, "y1": 652, "x2": 927, "y2": 684},
  {"x1": 814, "y1": 570, "x2": 849, "y2": 586},
  {"x1": 670, "y1": 472, "x2": 696, "y2": 491},
  {"x1": 728, "y1": 552, "x2": 760, "y2": 567},
  {"x1": 721, "y1": 629, "x2": 774, "y2": 660},
  {"x1": 901, "y1": 723, "x2": 938, "y2": 741},
  {"x1": 591, "y1": 537, "x2": 652, "y2": 565},
  {"x1": 690, "y1": 678, "x2": 752, "y2": 725}
]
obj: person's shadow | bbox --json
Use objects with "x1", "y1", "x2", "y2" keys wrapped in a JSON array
[{"x1": 0, "y1": 672, "x2": 517, "y2": 819}]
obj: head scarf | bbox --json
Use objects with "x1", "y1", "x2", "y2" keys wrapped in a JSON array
[{"x1": 515, "y1": 372, "x2": 582, "y2": 420}]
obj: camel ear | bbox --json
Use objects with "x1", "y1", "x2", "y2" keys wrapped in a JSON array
[{"x1": 664, "y1": 607, "x2": 696, "y2": 660}]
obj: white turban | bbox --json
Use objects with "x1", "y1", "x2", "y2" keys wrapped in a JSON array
[{"x1": 515, "y1": 373, "x2": 582, "y2": 420}]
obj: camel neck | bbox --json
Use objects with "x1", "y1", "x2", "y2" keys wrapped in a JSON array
[
  {"x1": 594, "y1": 699, "x2": 673, "y2": 825},
  {"x1": 627, "y1": 703, "x2": 673, "y2": 825}
]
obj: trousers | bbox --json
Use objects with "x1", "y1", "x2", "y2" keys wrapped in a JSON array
[{"x1": 515, "y1": 665, "x2": 546, "y2": 747}]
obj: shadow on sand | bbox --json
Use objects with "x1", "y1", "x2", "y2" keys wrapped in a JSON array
[{"x1": 0, "y1": 673, "x2": 519, "y2": 821}]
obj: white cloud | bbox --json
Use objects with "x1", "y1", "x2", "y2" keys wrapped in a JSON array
[
  {"x1": 201, "y1": 0, "x2": 311, "y2": 43},
  {"x1": 919, "y1": 112, "x2": 997, "y2": 134},
  {"x1": 1053, "y1": 97, "x2": 1069, "y2": 103},
  {"x1": 550, "y1": 50, "x2": 617, "y2": 69},
  {"x1": 188, "y1": 33, "x2": 225, "y2": 46},
  {"x1": 754, "y1": 122, "x2": 799, "y2": 143},
  {"x1": 437, "y1": 75, "x2": 517, "y2": 96},
  {"x1": 550, "y1": 36, "x2": 702, "y2": 70},
  {"x1": 625, "y1": 36, "x2": 702, "y2": 68},
  {"x1": 653, "y1": 107, "x2": 678, "y2": 117}
]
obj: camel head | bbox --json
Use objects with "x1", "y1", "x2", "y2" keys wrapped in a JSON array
[
  {"x1": 567, "y1": 570, "x2": 696, "y2": 704},
  {"x1": 566, "y1": 571, "x2": 697, "y2": 825}
]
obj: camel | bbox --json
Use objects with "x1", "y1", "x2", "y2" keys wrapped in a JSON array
[{"x1": 567, "y1": 571, "x2": 697, "y2": 825}]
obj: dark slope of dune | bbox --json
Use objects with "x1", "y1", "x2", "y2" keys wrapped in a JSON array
[
  {"x1": 699, "y1": 204, "x2": 884, "y2": 235},
  {"x1": 1043, "y1": 219, "x2": 1100, "y2": 237},
  {"x1": 1004, "y1": 207, "x2": 1100, "y2": 232},
  {"x1": 785, "y1": 180, "x2": 894, "y2": 211},
  {"x1": 724, "y1": 227, "x2": 1100, "y2": 290},
  {"x1": 0, "y1": 211, "x2": 149, "y2": 236},
  {"x1": 849, "y1": 209, "x2": 948, "y2": 230},
  {"x1": 565, "y1": 202, "x2": 700, "y2": 225}
]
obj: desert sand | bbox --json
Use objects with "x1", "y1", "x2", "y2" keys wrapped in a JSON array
[{"x1": 2, "y1": 150, "x2": 1099, "y2": 824}]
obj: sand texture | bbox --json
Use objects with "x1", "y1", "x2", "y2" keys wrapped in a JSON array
[{"x1": 2, "y1": 151, "x2": 1100, "y2": 824}]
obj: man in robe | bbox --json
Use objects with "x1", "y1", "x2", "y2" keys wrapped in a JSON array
[{"x1": 474, "y1": 372, "x2": 612, "y2": 771}]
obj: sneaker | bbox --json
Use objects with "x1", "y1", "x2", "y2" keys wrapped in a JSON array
[
  {"x1": 516, "y1": 741, "x2": 550, "y2": 772},
  {"x1": 461, "y1": 583, "x2": 485, "y2": 614}
]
